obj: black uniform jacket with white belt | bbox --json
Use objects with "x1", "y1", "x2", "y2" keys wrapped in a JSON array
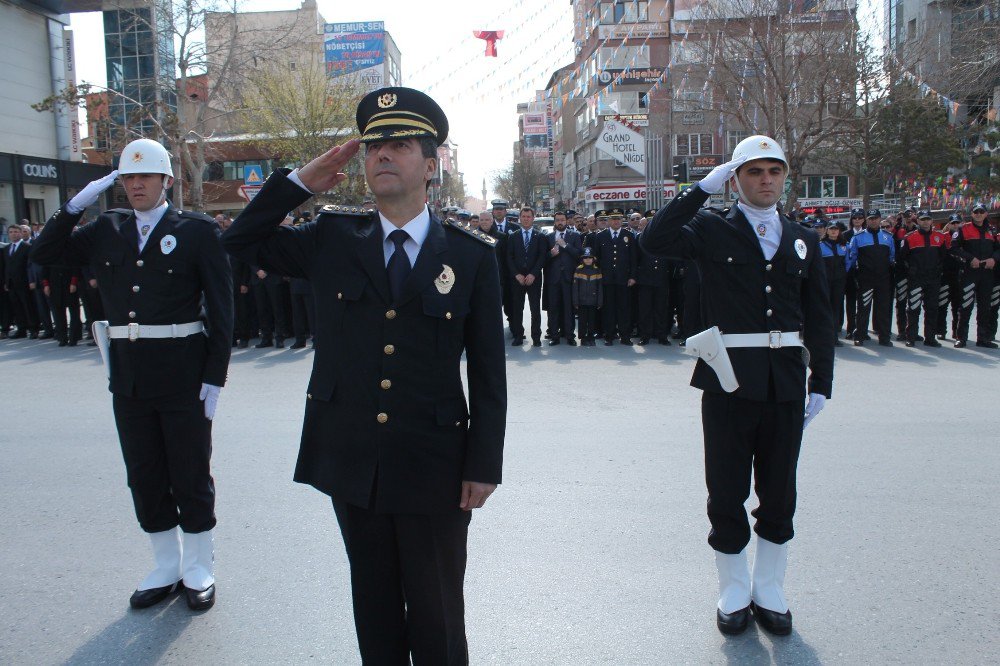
[
  {"x1": 222, "y1": 170, "x2": 507, "y2": 514},
  {"x1": 641, "y1": 185, "x2": 834, "y2": 403},
  {"x1": 30, "y1": 205, "x2": 233, "y2": 398}
]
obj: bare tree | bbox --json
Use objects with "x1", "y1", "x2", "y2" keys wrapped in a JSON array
[{"x1": 492, "y1": 156, "x2": 547, "y2": 208}]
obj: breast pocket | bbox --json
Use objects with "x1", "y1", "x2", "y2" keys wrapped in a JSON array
[
  {"x1": 711, "y1": 249, "x2": 748, "y2": 268},
  {"x1": 329, "y1": 274, "x2": 367, "y2": 330},
  {"x1": 94, "y1": 249, "x2": 125, "y2": 286},
  {"x1": 423, "y1": 293, "x2": 471, "y2": 357}
]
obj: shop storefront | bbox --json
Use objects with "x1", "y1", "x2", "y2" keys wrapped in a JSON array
[{"x1": 0, "y1": 153, "x2": 113, "y2": 240}]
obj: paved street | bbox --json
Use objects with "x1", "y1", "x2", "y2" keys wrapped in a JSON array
[{"x1": 1, "y1": 329, "x2": 998, "y2": 665}]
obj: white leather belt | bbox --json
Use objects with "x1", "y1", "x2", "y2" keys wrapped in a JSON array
[
  {"x1": 107, "y1": 321, "x2": 205, "y2": 342},
  {"x1": 721, "y1": 331, "x2": 803, "y2": 349}
]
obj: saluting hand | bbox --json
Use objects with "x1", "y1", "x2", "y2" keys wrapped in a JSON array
[
  {"x1": 296, "y1": 139, "x2": 362, "y2": 193},
  {"x1": 460, "y1": 481, "x2": 496, "y2": 511},
  {"x1": 698, "y1": 155, "x2": 747, "y2": 194}
]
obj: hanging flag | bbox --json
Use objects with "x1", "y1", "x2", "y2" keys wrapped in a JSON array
[{"x1": 473, "y1": 30, "x2": 505, "y2": 57}]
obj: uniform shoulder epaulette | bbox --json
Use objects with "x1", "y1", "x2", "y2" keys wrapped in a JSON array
[
  {"x1": 444, "y1": 219, "x2": 497, "y2": 246},
  {"x1": 175, "y1": 209, "x2": 215, "y2": 223},
  {"x1": 320, "y1": 204, "x2": 376, "y2": 218}
]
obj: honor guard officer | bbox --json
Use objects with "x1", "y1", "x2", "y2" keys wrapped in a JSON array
[
  {"x1": 897, "y1": 210, "x2": 948, "y2": 347},
  {"x1": 641, "y1": 135, "x2": 834, "y2": 637},
  {"x1": 846, "y1": 209, "x2": 896, "y2": 346},
  {"x1": 592, "y1": 208, "x2": 637, "y2": 345},
  {"x1": 30, "y1": 138, "x2": 233, "y2": 611},
  {"x1": 223, "y1": 87, "x2": 507, "y2": 665},
  {"x1": 950, "y1": 203, "x2": 1000, "y2": 348}
]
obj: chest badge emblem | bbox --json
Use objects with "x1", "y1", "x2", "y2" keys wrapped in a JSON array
[
  {"x1": 756, "y1": 223, "x2": 767, "y2": 237},
  {"x1": 435, "y1": 264, "x2": 455, "y2": 294},
  {"x1": 161, "y1": 234, "x2": 177, "y2": 255},
  {"x1": 794, "y1": 238, "x2": 808, "y2": 260}
]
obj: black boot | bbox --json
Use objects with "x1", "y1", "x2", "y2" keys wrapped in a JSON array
[
  {"x1": 716, "y1": 606, "x2": 750, "y2": 636},
  {"x1": 750, "y1": 601, "x2": 792, "y2": 636},
  {"x1": 129, "y1": 581, "x2": 181, "y2": 609}
]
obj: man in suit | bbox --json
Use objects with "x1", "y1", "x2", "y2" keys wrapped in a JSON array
[
  {"x1": 635, "y1": 227, "x2": 672, "y2": 345},
  {"x1": 592, "y1": 208, "x2": 637, "y2": 345},
  {"x1": 223, "y1": 87, "x2": 506, "y2": 665},
  {"x1": 487, "y1": 200, "x2": 513, "y2": 333},
  {"x1": 25, "y1": 224, "x2": 55, "y2": 340},
  {"x1": 544, "y1": 210, "x2": 583, "y2": 345},
  {"x1": 506, "y1": 205, "x2": 547, "y2": 346},
  {"x1": 31, "y1": 138, "x2": 233, "y2": 612},
  {"x1": 641, "y1": 135, "x2": 834, "y2": 637},
  {"x1": 4, "y1": 224, "x2": 39, "y2": 338}
]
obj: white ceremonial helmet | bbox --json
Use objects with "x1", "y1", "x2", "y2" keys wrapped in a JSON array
[
  {"x1": 732, "y1": 135, "x2": 788, "y2": 171},
  {"x1": 118, "y1": 138, "x2": 174, "y2": 177}
]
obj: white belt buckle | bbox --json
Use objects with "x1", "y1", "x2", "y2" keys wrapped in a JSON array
[
  {"x1": 128, "y1": 322, "x2": 140, "y2": 342},
  {"x1": 768, "y1": 330, "x2": 782, "y2": 349}
]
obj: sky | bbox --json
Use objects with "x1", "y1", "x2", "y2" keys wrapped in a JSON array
[
  {"x1": 69, "y1": 0, "x2": 882, "y2": 204},
  {"x1": 69, "y1": 0, "x2": 575, "y2": 204}
]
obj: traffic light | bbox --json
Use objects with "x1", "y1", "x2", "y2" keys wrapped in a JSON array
[{"x1": 672, "y1": 162, "x2": 688, "y2": 182}]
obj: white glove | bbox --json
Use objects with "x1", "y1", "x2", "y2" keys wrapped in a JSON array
[
  {"x1": 199, "y1": 383, "x2": 222, "y2": 421},
  {"x1": 803, "y1": 393, "x2": 826, "y2": 429},
  {"x1": 696, "y1": 156, "x2": 747, "y2": 194},
  {"x1": 66, "y1": 170, "x2": 119, "y2": 214}
]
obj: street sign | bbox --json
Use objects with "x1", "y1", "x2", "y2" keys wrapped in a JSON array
[
  {"x1": 595, "y1": 120, "x2": 645, "y2": 176},
  {"x1": 243, "y1": 165, "x2": 264, "y2": 186},
  {"x1": 239, "y1": 185, "x2": 262, "y2": 202}
]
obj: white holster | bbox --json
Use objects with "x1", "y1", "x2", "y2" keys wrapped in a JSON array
[
  {"x1": 92, "y1": 320, "x2": 112, "y2": 379},
  {"x1": 684, "y1": 326, "x2": 739, "y2": 392}
]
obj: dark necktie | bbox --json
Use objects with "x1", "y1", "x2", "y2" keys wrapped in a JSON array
[
  {"x1": 386, "y1": 229, "x2": 411, "y2": 302},
  {"x1": 523, "y1": 231, "x2": 530, "y2": 250}
]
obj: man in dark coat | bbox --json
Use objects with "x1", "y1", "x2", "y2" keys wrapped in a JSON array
[
  {"x1": 30, "y1": 138, "x2": 233, "y2": 612},
  {"x1": 641, "y1": 135, "x2": 834, "y2": 638},
  {"x1": 591, "y1": 208, "x2": 637, "y2": 345},
  {"x1": 506, "y1": 205, "x2": 547, "y2": 346},
  {"x1": 4, "y1": 224, "x2": 39, "y2": 338},
  {"x1": 544, "y1": 210, "x2": 583, "y2": 345},
  {"x1": 223, "y1": 87, "x2": 506, "y2": 665}
]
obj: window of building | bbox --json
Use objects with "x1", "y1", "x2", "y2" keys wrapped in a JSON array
[
  {"x1": 599, "y1": 45, "x2": 650, "y2": 69},
  {"x1": 672, "y1": 90, "x2": 711, "y2": 112},
  {"x1": 800, "y1": 175, "x2": 849, "y2": 199},
  {"x1": 907, "y1": 19, "x2": 917, "y2": 40},
  {"x1": 726, "y1": 130, "x2": 749, "y2": 154},
  {"x1": 203, "y1": 160, "x2": 276, "y2": 182},
  {"x1": 599, "y1": 1, "x2": 649, "y2": 24},
  {"x1": 675, "y1": 133, "x2": 714, "y2": 156}
]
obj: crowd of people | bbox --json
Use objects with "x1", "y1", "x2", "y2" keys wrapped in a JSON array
[{"x1": 4, "y1": 198, "x2": 998, "y2": 351}]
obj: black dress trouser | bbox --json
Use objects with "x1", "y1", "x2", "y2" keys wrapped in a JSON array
[
  {"x1": 546, "y1": 280, "x2": 575, "y2": 340},
  {"x1": 50, "y1": 289, "x2": 81, "y2": 342},
  {"x1": 702, "y1": 391, "x2": 804, "y2": 554},
  {"x1": 332, "y1": 498, "x2": 472, "y2": 666},
  {"x1": 112, "y1": 389, "x2": 215, "y2": 534},
  {"x1": 510, "y1": 281, "x2": 542, "y2": 341},
  {"x1": 602, "y1": 283, "x2": 632, "y2": 340},
  {"x1": 637, "y1": 285, "x2": 670, "y2": 340}
]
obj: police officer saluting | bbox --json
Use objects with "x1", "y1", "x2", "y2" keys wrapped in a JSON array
[
  {"x1": 30, "y1": 138, "x2": 233, "y2": 611},
  {"x1": 641, "y1": 136, "x2": 834, "y2": 636},
  {"x1": 222, "y1": 87, "x2": 506, "y2": 664}
]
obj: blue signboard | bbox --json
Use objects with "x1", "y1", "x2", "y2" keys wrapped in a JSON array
[
  {"x1": 323, "y1": 21, "x2": 385, "y2": 77},
  {"x1": 243, "y1": 164, "x2": 264, "y2": 185}
]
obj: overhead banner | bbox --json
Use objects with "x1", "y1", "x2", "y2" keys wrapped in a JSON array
[
  {"x1": 324, "y1": 21, "x2": 385, "y2": 91},
  {"x1": 595, "y1": 120, "x2": 645, "y2": 176}
]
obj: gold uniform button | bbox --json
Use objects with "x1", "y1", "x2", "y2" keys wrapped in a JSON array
[
  {"x1": 385, "y1": 309, "x2": 396, "y2": 319},
  {"x1": 384, "y1": 344, "x2": 395, "y2": 355},
  {"x1": 128, "y1": 311, "x2": 136, "y2": 318},
  {"x1": 377, "y1": 412, "x2": 388, "y2": 424},
  {"x1": 380, "y1": 379, "x2": 391, "y2": 390},
  {"x1": 136, "y1": 260, "x2": 144, "y2": 267},
  {"x1": 766, "y1": 309, "x2": 774, "y2": 317},
  {"x1": 132, "y1": 285, "x2": 140, "y2": 293},
  {"x1": 765, "y1": 264, "x2": 773, "y2": 271},
  {"x1": 727, "y1": 257, "x2": 733, "y2": 263}
]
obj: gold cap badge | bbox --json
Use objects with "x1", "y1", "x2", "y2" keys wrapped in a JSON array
[
  {"x1": 760, "y1": 141, "x2": 770, "y2": 148},
  {"x1": 132, "y1": 152, "x2": 144, "y2": 162},
  {"x1": 377, "y1": 93, "x2": 398, "y2": 109}
]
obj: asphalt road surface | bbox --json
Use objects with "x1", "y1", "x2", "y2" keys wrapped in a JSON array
[{"x1": 1, "y1": 329, "x2": 998, "y2": 665}]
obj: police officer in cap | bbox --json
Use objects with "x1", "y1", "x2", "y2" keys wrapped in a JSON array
[
  {"x1": 846, "y1": 209, "x2": 896, "y2": 346},
  {"x1": 223, "y1": 87, "x2": 506, "y2": 664},
  {"x1": 31, "y1": 138, "x2": 233, "y2": 611},
  {"x1": 898, "y1": 210, "x2": 947, "y2": 347},
  {"x1": 641, "y1": 135, "x2": 834, "y2": 637},
  {"x1": 592, "y1": 207, "x2": 637, "y2": 345}
]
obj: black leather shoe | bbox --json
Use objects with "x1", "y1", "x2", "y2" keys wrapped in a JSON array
[
  {"x1": 955, "y1": 340, "x2": 967, "y2": 348},
  {"x1": 275, "y1": 339, "x2": 285, "y2": 349},
  {"x1": 549, "y1": 339, "x2": 560, "y2": 346},
  {"x1": 716, "y1": 606, "x2": 750, "y2": 636},
  {"x1": 905, "y1": 340, "x2": 915, "y2": 347},
  {"x1": 620, "y1": 337, "x2": 633, "y2": 346},
  {"x1": 658, "y1": 338, "x2": 672, "y2": 346},
  {"x1": 834, "y1": 340, "x2": 843, "y2": 347},
  {"x1": 511, "y1": 338, "x2": 524, "y2": 346},
  {"x1": 29, "y1": 331, "x2": 39, "y2": 339},
  {"x1": 750, "y1": 601, "x2": 792, "y2": 635},
  {"x1": 255, "y1": 339, "x2": 274, "y2": 348},
  {"x1": 40, "y1": 330, "x2": 54, "y2": 339},
  {"x1": 854, "y1": 339, "x2": 863, "y2": 346},
  {"x1": 638, "y1": 337, "x2": 650, "y2": 345},
  {"x1": 604, "y1": 338, "x2": 614, "y2": 346},
  {"x1": 237, "y1": 340, "x2": 248, "y2": 349},
  {"x1": 532, "y1": 339, "x2": 542, "y2": 347},
  {"x1": 976, "y1": 340, "x2": 999, "y2": 349},
  {"x1": 878, "y1": 338, "x2": 893, "y2": 347},
  {"x1": 915, "y1": 334, "x2": 924, "y2": 342},
  {"x1": 566, "y1": 339, "x2": 577, "y2": 346},
  {"x1": 290, "y1": 341, "x2": 306, "y2": 349},
  {"x1": 186, "y1": 584, "x2": 216, "y2": 611},
  {"x1": 129, "y1": 582, "x2": 180, "y2": 609},
  {"x1": 924, "y1": 339, "x2": 941, "y2": 348},
  {"x1": 58, "y1": 339, "x2": 68, "y2": 347},
  {"x1": 68, "y1": 340, "x2": 78, "y2": 347}
]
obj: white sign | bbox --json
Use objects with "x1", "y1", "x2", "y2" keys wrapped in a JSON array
[
  {"x1": 63, "y1": 29, "x2": 82, "y2": 162},
  {"x1": 597, "y1": 23, "x2": 669, "y2": 40},
  {"x1": 585, "y1": 180, "x2": 678, "y2": 204},
  {"x1": 595, "y1": 121, "x2": 645, "y2": 176},
  {"x1": 239, "y1": 185, "x2": 262, "y2": 202}
]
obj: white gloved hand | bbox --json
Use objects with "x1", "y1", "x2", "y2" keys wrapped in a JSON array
[
  {"x1": 66, "y1": 170, "x2": 119, "y2": 214},
  {"x1": 199, "y1": 383, "x2": 222, "y2": 421},
  {"x1": 803, "y1": 393, "x2": 826, "y2": 429},
  {"x1": 697, "y1": 156, "x2": 747, "y2": 194}
]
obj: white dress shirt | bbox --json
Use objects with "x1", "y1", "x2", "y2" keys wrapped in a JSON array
[
  {"x1": 737, "y1": 201, "x2": 782, "y2": 261},
  {"x1": 135, "y1": 202, "x2": 169, "y2": 253},
  {"x1": 380, "y1": 207, "x2": 430, "y2": 267}
]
